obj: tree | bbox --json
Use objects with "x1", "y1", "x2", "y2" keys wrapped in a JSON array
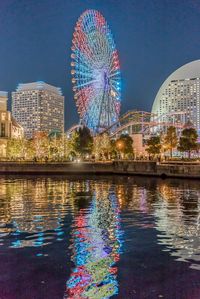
[
  {"x1": 67, "y1": 131, "x2": 79, "y2": 159},
  {"x1": 7, "y1": 139, "x2": 22, "y2": 160},
  {"x1": 178, "y1": 128, "x2": 198, "y2": 158},
  {"x1": 48, "y1": 131, "x2": 65, "y2": 161},
  {"x1": 25, "y1": 139, "x2": 35, "y2": 160},
  {"x1": 110, "y1": 139, "x2": 118, "y2": 159},
  {"x1": 70, "y1": 127, "x2": 93, "y2": 158},
  {"x1": 93, "y1": 133, "x2": 111, "y2": 160},
  {"x1": 146, "y1": 136, "x2": 161, "y2": 158},
  {"x1": 115, "y1": 134, "x2": 133, "y2": 159},
  {"x1": 63, "y1": 135, "x2": 75, "y2": 160},
  {"x1": 163, "y1": 126, "x2": 178, "y2": 158},
  {"x1": 33, "y1": 132, "x2": 49, "y2": 160},
  {"x1": 7, "y1": 138, "x2": 27, "y2": 160}
]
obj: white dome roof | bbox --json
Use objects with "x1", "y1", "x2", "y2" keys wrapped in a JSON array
[
  {"x1": 151, "y1": 60, "x2": 200, "y2": 133},
  {"x1": 152, "y1": 60, "x2": 200, "y2": 113}
]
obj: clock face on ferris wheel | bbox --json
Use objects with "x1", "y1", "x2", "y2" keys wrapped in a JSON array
[{"x1": 71, "y1": 10, "x2": 122, "y2": 133}]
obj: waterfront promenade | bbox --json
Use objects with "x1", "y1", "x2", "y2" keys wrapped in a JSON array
[{"x1": 0, "y1": 160, "x2": 200, "y2": 178}]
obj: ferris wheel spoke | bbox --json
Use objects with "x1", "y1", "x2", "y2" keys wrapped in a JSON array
[
  {"x1": 109, "y1": 70, "x2": 121, "y2": 78},
  {"x1": 74, "y1": 79, "x2": 100, "y2": 89},
  {"x1": 74, "y1": 50, "x2": 96, "y2": 69},
  {"x1": 71, "y1": 10, "x2": 122, "y2": 132},
  {"x1": 73, "y1": 70, "x2": 93, "y2": 79}
]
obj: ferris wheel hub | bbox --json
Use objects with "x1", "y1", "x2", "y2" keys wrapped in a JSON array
[{"x1": 71, "y1": 10, "x2": 122, "y2": 132}]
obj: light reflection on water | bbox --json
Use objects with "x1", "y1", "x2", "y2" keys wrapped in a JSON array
[
  {"x1": 154, "y1": 183, "x2": 200, "y2": 270},
  {"x1": 0, "y1": 176, "x2": 200, "y2": 299},
  {"x1": 0, "y1": 179, "x2": 70, "y2": 249},
  {"x1": 65, "y1": 186, "x2": 123, "y2": 298}
]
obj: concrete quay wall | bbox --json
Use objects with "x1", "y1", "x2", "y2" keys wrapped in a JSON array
[
  {"x1": 0, "y1": 161, "x2": 200, "y2": 178},
  {"x1": 0, "y1": 161, "x2": 114, "y2": 174},
  {"x1": 157, "y1": 163, "x2": 200, "y2": 178}
]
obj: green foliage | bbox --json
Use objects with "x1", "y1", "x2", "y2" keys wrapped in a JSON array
[
  {"x1": 25, "y1": 139, "x2": 35, "y2": 160},
  {"x1": 7, "y1": 138, "x2": 27, "y2": 160},
  {"x1": 33, "y1": 134, "x2": 49, "y2": 160},
  {"x1": 178, "y1": 128, "x2": 198, "y2": 158},
  {"x1": 7, "y1": 134, "x2": 71, "y2": 161},
  {"x1": 49, "y1": 133, "x2": 65, "y2": 161},
  {"x1": 93, "y1": 133, "x2": 111, "y2": 160},
  {"x1": 146, "y1": 136, "x2": 161, "y2": 156},
  {"x1": 70, "y1": 126, "x2": 93, "y2": 157},
  {"x1": 115, "y1": 134, "x2": 133, "y2": 158},
  {"x1": 7, "y1": 139, "x2": 21, "y2": 160},
  {"x1": 6, "y1": 129, "x2": 93, "y2": 161},
  {"x1": 163, "y1": 126, "x2": 178, "y2": 157},
  {"x1": 110, "y1": 139, "x2": 118, "y2": 159},
  {"x1": 63, "y1": 135, "x2": 74, "y2": 160}
]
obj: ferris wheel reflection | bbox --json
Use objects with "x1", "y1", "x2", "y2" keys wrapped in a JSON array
[{"x1": 65, "y1": 182, "x2": 123, "y2": 299}]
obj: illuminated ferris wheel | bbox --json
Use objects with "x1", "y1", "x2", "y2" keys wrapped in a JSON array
[{"x1": 71, "y1": 10, "x2": 122, "y2": 133}]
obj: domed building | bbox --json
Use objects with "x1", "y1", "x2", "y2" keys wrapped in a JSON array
[{"x1": 152, "y1": 60, "x2": 200, "y2": 134}]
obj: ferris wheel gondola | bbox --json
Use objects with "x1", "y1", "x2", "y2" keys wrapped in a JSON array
[{"x1": 71, "y1": 10, "x2": 122, "y2": 133}]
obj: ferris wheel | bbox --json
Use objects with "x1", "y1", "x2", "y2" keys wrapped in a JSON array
[{"x1": 71, "y1": 10, "x2": 122, "y2": 133}]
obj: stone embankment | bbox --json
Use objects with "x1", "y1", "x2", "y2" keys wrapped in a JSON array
[{"x1": 0, "y1": 161, "x2": 200, "y2": 178}]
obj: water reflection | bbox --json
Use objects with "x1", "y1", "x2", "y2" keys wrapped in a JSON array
[
  {"x1": 0, "y1": 176, "x2": 200, "y2": 298},
  {"x1": 65, "y1": 181, "x2": 123, "y2": 298},
  {"x1": 0, "y1": 178, "x2": 69, "y2": 248},
  {"x1": 154, "y1": 181, "x2": 200, "y2": 270}
]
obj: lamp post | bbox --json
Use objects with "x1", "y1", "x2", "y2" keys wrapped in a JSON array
[{"x1": 116, "y1": 140, "x2": 124, "y2": 160}]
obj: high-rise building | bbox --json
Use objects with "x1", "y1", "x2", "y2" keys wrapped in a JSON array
[
  {"x1": 152, "y1": 60, "x2": 200, "y2": 134},
  {"x1": 12, "y1": 81, "x2": 64, "y2": 138}
]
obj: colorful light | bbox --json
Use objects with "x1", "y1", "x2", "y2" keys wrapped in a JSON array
[
  {"x1": 65, "y1": 183, "x2": 123, "y2": 298},
  {"x1": 71, "y1": 10, "x2": 122, "y2": 133}
]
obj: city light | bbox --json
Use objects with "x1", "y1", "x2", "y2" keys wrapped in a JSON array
[
  {"x1": 71, "y1": 10, "x2": 122, "y2": 133},
  {"x1": 1, "y1": 2, "x2": 200, "y2": 299}
]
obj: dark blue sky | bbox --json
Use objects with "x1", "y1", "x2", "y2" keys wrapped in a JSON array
[{"x1": 0, "y1": 0, "x2": 200, "y2": 129}]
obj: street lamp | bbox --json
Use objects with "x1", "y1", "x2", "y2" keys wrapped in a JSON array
[{"x1": 116, "y1": 140, "x2": 124, "y2": 159}]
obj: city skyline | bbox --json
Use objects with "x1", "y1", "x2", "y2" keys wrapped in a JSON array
[{"x1": 1, "y1": 0, "x2": 200, "y2": 129}]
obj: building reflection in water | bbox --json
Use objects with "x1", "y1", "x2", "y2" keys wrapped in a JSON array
[
  {"x1": 0, "y1": 177, "x2": 70, "y2": 249},
  {"x1": 65, "y1": 181, "x2": 123, "y2": 299},
  {"x1": 1, "y1": 175, "x2": 200, "y2": 298},
  {"x1": 154, "y1": 181, "x2": 200, "y2": 270}
]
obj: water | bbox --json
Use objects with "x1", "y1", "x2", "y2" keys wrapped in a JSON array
[{"x1": 0, "y1": 175, "x2": 200, "y2": 299}]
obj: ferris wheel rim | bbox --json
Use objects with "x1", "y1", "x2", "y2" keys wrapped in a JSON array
[{"x1": 71, "y1": 10, "x2": 122, "y2": 132}]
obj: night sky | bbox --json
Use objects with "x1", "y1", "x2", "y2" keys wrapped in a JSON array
[{"x1": 0, "y1": 0, "x2": 200, "y2": 129}]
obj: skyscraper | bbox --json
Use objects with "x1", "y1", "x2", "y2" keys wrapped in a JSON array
[
  {"x1": 12, "y1": 82, "x2": 64, "y2": 138},
  {"x1": 152, "y1": 60, "x2": 200, "y2": 134}
]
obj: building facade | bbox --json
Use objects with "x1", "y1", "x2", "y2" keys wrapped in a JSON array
[
  {"x1": 0, "y1": 92, "x2": 24, "y2": 157},
  {"x1": 152, "y1": 60, "x2": 200, "y2": 134},
  {"x1": 12, "y1": 82, "x2": 64, "y2": 138},
  {"x1": 0, "y1": 91, "x2": 8, "y2": 111}
]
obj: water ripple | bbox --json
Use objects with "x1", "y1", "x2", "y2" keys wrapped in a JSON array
[{"x1": 0, "y1": 176, "x2": 200, "y2": 299}]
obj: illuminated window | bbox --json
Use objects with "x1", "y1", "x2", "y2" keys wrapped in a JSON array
[
  {"x1": 1, "y1": 113, "x2": 6, "y2": 121},
  {"x1": 1, "y1": 123, "x2": 6, "y2": 137}
]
